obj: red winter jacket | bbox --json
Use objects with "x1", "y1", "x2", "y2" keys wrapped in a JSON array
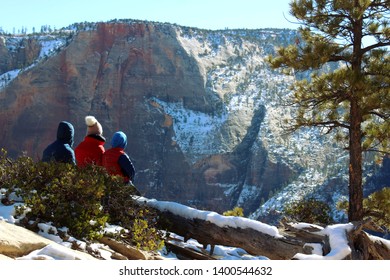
[
  {"x1": 75, "y1": 135, "x2": 105, "y2": 167},
  {"x1": 102, "y1": 147, "x2": 135, "y2": 183}
]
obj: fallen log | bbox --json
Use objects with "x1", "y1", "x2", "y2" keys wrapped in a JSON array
[
  {"x1": 98, "y1": 236, "x2": 165, "y2": 260},
  {"x1": 165, "y1": 240, "x2": 217, "y2": 260},
  {"x1": 139, "y1": 197, "x2": 390, "y2": 260},
  {"x1": 152, "y1": 207, "x2": 308, "y2": 260}
]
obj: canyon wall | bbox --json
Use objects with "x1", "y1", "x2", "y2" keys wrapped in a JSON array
[{"x1": 0, "y1": 22, "x2": 355, "y2": 217}]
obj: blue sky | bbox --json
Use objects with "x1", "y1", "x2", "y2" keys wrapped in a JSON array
[{"x1": 1, "y1": 0, "x2": 297, "y2": 33}]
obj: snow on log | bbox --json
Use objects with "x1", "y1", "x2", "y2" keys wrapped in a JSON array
[
  {"x1": 136, "y1": 197, "x2": 390, "y2": 260},
  {"x1": 137, "y1": 197, "x2": 307, "y2": 259}
]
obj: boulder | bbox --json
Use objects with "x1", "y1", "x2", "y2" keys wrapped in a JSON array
[
  {"x1": 0, "y1": 253, "x2": 13, "y2": 260},
  {"x1": 0, "y1": 220, "x2": 52, "y2": 258},
  {"x1": 0, "y1": 221, "x2": 97, "y2": 260}
]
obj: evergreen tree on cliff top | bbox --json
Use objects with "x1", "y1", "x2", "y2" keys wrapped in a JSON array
[{"x1": 268, "y1": 0, "x2": 390, "y2": 221}]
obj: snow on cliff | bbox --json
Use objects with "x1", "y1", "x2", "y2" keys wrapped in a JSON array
[{"x1": 0, "y1": 35, "x2": 68, "y2": 89}]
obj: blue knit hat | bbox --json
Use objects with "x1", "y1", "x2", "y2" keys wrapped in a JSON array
[{"x1": 111, "y1": 131, "x2": 127, "y2": 149}]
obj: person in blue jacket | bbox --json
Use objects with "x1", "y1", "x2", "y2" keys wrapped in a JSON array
[
  {"x1": 42, "y1": 121, "x2": 76, "y2": 164},
  {"x1": 102, "y1": 131, "x2": 135, "y2": 183}
]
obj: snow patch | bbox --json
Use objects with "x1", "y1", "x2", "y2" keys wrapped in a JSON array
[
  {"x1": 152, "y1": 98, "x2": 228, "y2": 162},
  {"x1": 0, "y1": 35, "x2": 67, "y2": 89},
  {"x1": 293, "y1": 223, "x2": 354, "y2": 260},
  {"x1": 138, "y1": 197, "x2": 283, "y2": 238}
]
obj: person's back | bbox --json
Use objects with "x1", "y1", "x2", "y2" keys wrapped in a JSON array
[
  {"x1": 102, "y1": 131, "x2": 135, "y2": 183},
  {"x1": 42, "y1": 121, "x2": 76, "y2": 164},
  {"x1": 102, "y1": 147, "x2": 127, "y2": 177},
  {"x1": 75, "y1": 116, "x2": 105, "y2": 167}
]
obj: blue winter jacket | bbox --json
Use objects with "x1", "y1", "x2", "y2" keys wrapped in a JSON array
[{"x1": 42, "y1": 121, "x2": 76, "y2": 164}]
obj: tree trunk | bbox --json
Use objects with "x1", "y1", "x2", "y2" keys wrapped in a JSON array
[
  {"x1": 157, "y1": 210, "x2": 308, "y2": 260},
  {"x1": 348, "y1": 98, "x2": 363, "y2": 221},
  {"x1": 348, "y1": 12, "x2": 364, "y2": 222},
  {"x1": 347, "y1": 219, "x2": 390, "y2": 260}
]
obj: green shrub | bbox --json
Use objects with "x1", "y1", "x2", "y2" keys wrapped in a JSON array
[
  {"x1": 101, "y1": 173, "x2": 165, "y2": 251},
  {"x1": 0, "y1": 148, "x2": 164, "y2": 250},
  {"x1": 131, "y1": 209, "x2": 165, "y2": 251},
  {"x1": 283, "y1": 198, "x2": 334, "y2": 225},
  {"x1": 338, "y1": 187, "x2": 390, "y2": 229},
  {"x1": 223, "y1": 206, "x2": 244, "y2": 217},
  {"x1": 9, "y1": 160, "x2": 109, "y2": 240},
  {"x1": 363, "y1": 187, "x2": 390, "y2": 229}
]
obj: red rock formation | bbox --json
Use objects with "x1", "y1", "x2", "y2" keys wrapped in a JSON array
[{"x1": 0, "y1": 23, "x2": 297, "y2": 215}]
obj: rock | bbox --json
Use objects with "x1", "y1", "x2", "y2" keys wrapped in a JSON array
[
  {"x1": 0, "y1": 253, "x2": 13, "y2": 260},
  {"x1": 0, "y1": 220, "x2": 53, "y2": 258},
  {"x1": 0, "y1": 36, "x2": 41, "y2": 75},
  {"x1": 0, "y1": 221, "x2": 97, "y2": 260}
]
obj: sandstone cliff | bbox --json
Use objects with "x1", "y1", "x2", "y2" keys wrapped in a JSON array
[{"x1": 0, "y1": 21, "x2": 371, "y2": 218}]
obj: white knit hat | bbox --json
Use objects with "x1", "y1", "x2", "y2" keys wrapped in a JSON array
[{"x1": 85, "y1": 116, "x2": 103, "y2": 136}]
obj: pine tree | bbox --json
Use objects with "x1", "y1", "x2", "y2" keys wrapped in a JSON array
[
  {"x1": 364, "y1": 187, "x2": 390, "y2": 229},
  {"x1": 268, "y1": 0, "x2": 390, "y2": 221}
]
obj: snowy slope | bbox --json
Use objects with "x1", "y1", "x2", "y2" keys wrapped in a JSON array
[
  {"x1": 157, "y1": 27, "x2": 352, "y2": 220},
  {"x1": 3, "y1": 195, "x2": 389, "y2": 261},
  {"x1": 0, "y1": 34, "x2": 68, "y2": 89}
]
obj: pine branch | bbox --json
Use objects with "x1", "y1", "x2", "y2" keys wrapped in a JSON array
[
  {"x1": 368, "y1": 111, "x2": 390, "y2": 120},
  {"x1": 362, "y1": 41, "x2": 390, "y2": 54},
  {"x1": 301, "y1": 120, "x2": 350, "y2": 130},
  {"x1": 365, "y1": 148, "x2": 390, "y2": 155}
]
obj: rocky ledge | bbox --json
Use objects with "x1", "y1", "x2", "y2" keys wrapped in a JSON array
[{"x1": 0, "y1": 220, "x2": 161, "y2": 260}]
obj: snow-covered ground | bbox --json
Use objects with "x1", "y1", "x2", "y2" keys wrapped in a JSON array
[
  {"x1": 1, "y1": 193, "x2": 390, "y2": 280},
  {"x1": 2, "y1": 194, "x2": 389, "y2": 261},
  {"x1": 0, "y1": 197, "x2": 269, "y2": 261}
]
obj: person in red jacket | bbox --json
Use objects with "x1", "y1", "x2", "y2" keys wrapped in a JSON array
[
  {"x1": 102, "y1": 131, "x2": 135, "y2": 184},
  {"x1": 75, "y1": 116, "x2": 106, "y2": 167}
]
